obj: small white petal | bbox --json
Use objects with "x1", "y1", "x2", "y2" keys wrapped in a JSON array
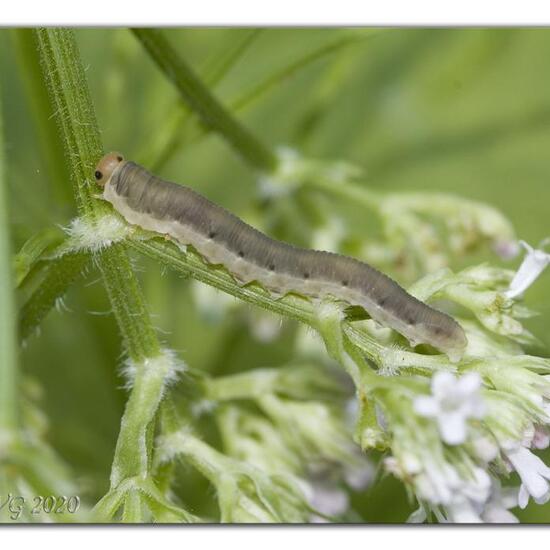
[
  {"x1": 483, "y1": 507, "x2": 519, "y2": 523},
  {"x1": 518, "y1": 484, "x2": 530, "y2": 509},
  {"x1": 533, "y1": 489, "x2": 550, "y2": 505},
  {"x1": 506, "y1": 447, "x2": 550, "y2": 503},
  {"x1": 472, "y1": 437, "x2": 499, "y2": 462},
  {"x1": 414, "y1": 396, "x2": 439, "y2": 417},
  {"x1": 439, "y1": 411, "x2": 468, "y2": 445},
  {"x1": 446, "y1": 498, "x2": 482, "y2": 523},
  {"x1": 505, "y1": 241, "x2": 550, "y2": 299},
  {"x1": 467, "y1": 396, "x2": 486, "y2": 419},
  {"x1": 456, "y1": 372, "x2": 482, "y2": 396},
  {"x1": 407, "y1": 506, "x2": 427, "y2": 523},
  {"x1": 432, "y1": 372, "x2": 457, "y2": 398},
  {"x1": 344, "y1": 463, "x2": 374, "y2": 491},
  {"x1": 493, "y1": 239, "x2": 520, "y2": 260},
  {"x1": 309, "y1": 483, "x2": 349, "y2": 516},
  {"x1": 533, "y1": 427, "x2": 550, "y2": 450}
]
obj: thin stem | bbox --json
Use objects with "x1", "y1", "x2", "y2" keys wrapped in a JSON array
[
  {"x1": 14, "y1": 227, "x2": 65, "y2": 288},
  {"x1": 302, "y1": 176, "x2": 382, "y2": 213},
  {"x1": 130, "y1": 237, "x2": 314, "y2": 325},
  {"x1": 19, "y1": 252, "x2": 90, "y2": 341},
  {"x1": 128, "y1": 236, "x2": 387, "y2": 375},
  {"x1": 0, "y1": 82, "x2": 18, "y2": 431},
  {"x1": 153, "y1": 30, "x2": 377, "y2": 171},
  {"x1": 143, "y1": 29, "x2": 263, "y2": 171},
  {"x1": 131, "y1": 28, "x2": 278, "y2": 174},
  {"x1": 231, "y1": 31, "x2": 371, "y2": 113}
]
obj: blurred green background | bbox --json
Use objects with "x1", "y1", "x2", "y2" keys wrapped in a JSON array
[{"x1": 1, "y1": 28, "x2": 549, "y2": 522}]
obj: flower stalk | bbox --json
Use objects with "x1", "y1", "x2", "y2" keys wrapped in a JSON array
[
  {"x1": 132, "y1": 28, "x2": 278, "y2": 174},
  {"x1": 33, "y1": 30, "x2": 181, "y2": 518}
]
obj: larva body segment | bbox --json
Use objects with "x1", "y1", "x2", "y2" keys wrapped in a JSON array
[{"x1": 97, "y1": 156, "x2": 467, "y2": 362}]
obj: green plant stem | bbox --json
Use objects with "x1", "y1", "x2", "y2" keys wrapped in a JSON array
[
  {"x1": 302, "y1": 175, "x2": 382, "y2": 213},
  {"x1": 34, "y1": 27, "x2": 160, "y2": 364},
  {"x1": 129, "y1": 237, "x2": 387, "y2": 371},
  {"x1": 142, "y1": 29, "x2": 263, "y2": 171},
  {"x1": 131, "y1": 28, "x2": 278, "y2": 174},
  {"x1": 34, "y1": 28, "x2": 165, "y2": 488},
  {"x1": 14, "y1": 227, "x2": 65, "y2": 288},
  {"x1": 231, "y1": 31, "x2": 372, "y2": 114},
  {"x1": 19, "y1": 252, "x2": 90, "y2": 341},
  {"x1": 34, "y1": 29, "x2": 103, "y2": 218},
  {"x1": 151, "y1": 30, "x2": 368, "y2": 171},
  {"x1": 0, "y1": 83, "x2": 18, "y2": 431}
]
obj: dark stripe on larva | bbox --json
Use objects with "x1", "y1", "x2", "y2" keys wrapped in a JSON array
[{"x1": 105, "y1": 161, "x2": 467, "y2": 361}]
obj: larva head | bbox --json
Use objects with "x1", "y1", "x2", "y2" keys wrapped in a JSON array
[{"x1": 94, "y1": 152, "x2": 125, "y2": 187}]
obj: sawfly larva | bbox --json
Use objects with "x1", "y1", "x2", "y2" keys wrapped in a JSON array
[{"x1": 95, "y1": 152, "x2": 467, "y2": 361}]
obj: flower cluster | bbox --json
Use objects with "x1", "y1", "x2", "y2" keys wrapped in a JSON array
[
  {"x1": 351, "y1": 242, "x2": 550, "y2": 523},
  {"x1": 193, "y1": 363, "x2": 373, "y2": 521},
  {"x1": 259, "y1": 147, "x2": 518, "y2": 283}
]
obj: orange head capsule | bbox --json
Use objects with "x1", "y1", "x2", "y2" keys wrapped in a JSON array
[{"x1": 94, "y1": 152, "x2": 125, "y2": 187}]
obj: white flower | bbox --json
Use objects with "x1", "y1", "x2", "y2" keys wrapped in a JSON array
[
  {"x1": 409, "y1": 476, "x2": 517, "y2": 524},
  {"x1": 414, "y1": 461, "x2": 491, "y2": 522},
  {"x1": 481, "y1": 481, "x2": 519, "y2": 523},
  {"x1": 307, "y1": 481, "x2": 349, "y2": 517},
  {"x1": 504, "y1": 445, "x2": 550, "y2": 508},
  {"x1": 492, "y1": 238, "x2": 520, "y2": 261},
  {"x1": 414, "y1": 372, "x2": 485, "y2": 445},
  {"x1": 445, "y1": 497, "x2": 484, "y2": 523},
  {"x1": 505, "y1": 240, "x2": 550, "y2": 299},
  {"x1": 532, "y1": 426, "x2": 550, "y2": 450},
  {"x1": 344, "y1": 462, "x2": 375, "y2": 491}
]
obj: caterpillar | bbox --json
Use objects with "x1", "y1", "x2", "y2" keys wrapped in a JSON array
[{"x1": 94, "y1": 153, "x2": 468, "y2": 362}]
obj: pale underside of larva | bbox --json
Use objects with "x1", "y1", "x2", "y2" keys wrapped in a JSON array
[{"x1": 101, "y1": 160, "x2": 468, "y2": 362}]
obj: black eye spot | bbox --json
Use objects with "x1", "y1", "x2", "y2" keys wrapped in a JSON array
[
  {"x1": 342, "y1": 280, "x2": 348, "y2": 287},
  {"x1": 208, "y1": 231, "x2": 216, "y2": 239},
  {"x1": 269, "y1": 264, "x2": 275, "y2": 271},
  {"x1": 433, "y1": 326, "x2": 442, "y2": 335},
  {"x1": 117, "y1": 155, "x2": 123, "y2": 162},
  {"x1": 378, "y1": 297, "x2": 388, "y2": 307},
  {"x1": 303, "y1": 273, "x2": 310, "y2": 279},
  {"x1": 238, "y1": 251, "x2": 244, "y2": 258},
  {"x1": 405, "y1": 316, "x2": 415, "y2": 325},
  {"x1": 95, "y1": 170, "x2": 102, "y2": 180}
]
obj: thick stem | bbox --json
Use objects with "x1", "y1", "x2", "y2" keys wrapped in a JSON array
[
  {"x1": 109, "y1": 351, "x2": 173, "y2": 487},
  {"x1": 34, "y1": 29, "x2": 104, "y2": 218},
  {"x1": 34, "y1": 28, "x2": 164, "y2": 487},
  {"x1": 131, "y1": 28, "x2": 278, "y2": 174}
]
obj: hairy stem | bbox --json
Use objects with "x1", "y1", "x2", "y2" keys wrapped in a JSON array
[
  {"x1": 131, "y1": 28, "x2": 278, "y2": 174},
  {"x1": 34, "y1": 29, "x2": 104, "y2": 218},
  {"x1": 129, "y1": 237, "x2": 387, "y2": 372},
  {"x1": 19, "y1": 252, "x2": 90, "y2": 341},
  {"x1": 34, "y1": 28, "x2": 164, "y2": 487}
]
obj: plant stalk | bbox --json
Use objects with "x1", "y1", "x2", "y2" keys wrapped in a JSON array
[{"x1": 131, "y1": 28, "x2": 278, "y2": 174}]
